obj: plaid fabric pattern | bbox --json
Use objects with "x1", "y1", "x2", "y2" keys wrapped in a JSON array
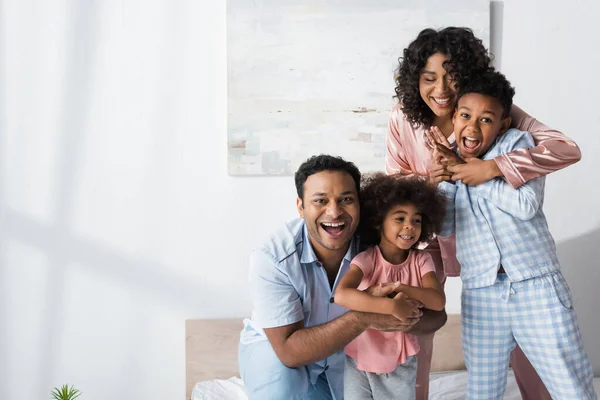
[
  {"x1": 462, "y1": 272, "x2": 597, "y2": 399},
  {"x1": 439, "y1": 129, "x2": 561, "y2": 289}
]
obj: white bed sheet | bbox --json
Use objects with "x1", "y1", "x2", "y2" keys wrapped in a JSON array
[{"x1": 191, "y1": 372, "x2": 600, "y2": 400}]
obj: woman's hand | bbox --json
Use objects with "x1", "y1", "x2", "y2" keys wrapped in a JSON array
[
  {"x1": 448, "y1": 158, "x2": 502, "y2": 186},
  {"x1": 425, "y1": 126, "x2": 452, "y2": 150}
]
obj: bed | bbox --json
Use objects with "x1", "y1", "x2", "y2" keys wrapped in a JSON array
[{"x1": 186, "y1": 314, "x2": 599, "y2": 399}]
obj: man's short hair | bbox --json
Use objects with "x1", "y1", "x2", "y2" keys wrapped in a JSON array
[{"x1": 294, "y1": 155, "x2": 361, "y2": 201}]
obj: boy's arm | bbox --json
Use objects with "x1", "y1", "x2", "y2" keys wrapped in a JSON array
[
  {"x1": 394, "y1": 271, "x2": 446, "y2": 311},
  {"x1": 437, "y1": 181, "x2": 457, "y2": 237},
  {"x1": 468, "y1": 131, "x2": 545, "y2": 221}
]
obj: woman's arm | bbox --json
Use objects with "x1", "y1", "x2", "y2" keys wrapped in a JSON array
[
  {"x1": 394, "y1": 272, "x2": 446, "y2": 311},
  {"x1": 334, "y1": 264, "x2": 420, "y2": 320},
  {"x1": 437, "y1": 181, "x2": 457, "y2": 237},
  {"x1": 493, "y1": 104, "x2": 581, "y2": 188},
  {"x1": 434, "y1": 105, "x2": 581, "y2": 187},
  {"x1": 386, "y1": 107, "x2": 417, "y2": 176}
]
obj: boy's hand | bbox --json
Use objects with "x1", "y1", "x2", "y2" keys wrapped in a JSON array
[
  {"x1": 391, "y1": 292, "x2": 422, "y2": 321},
  {"x1": 435, "y1": 143, "x2": 464, "y2": 168},
  {"x1": 448, "y1": 158, "x2": 502, "y2": 186},
  {"x1": 428, "y1": 145, "x2": 454, "y2": 185},
  {"x1": 429, "y1": 158, "x2": 454, "y2": 185}
]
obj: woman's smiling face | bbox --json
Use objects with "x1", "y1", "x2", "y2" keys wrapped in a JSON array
[{"x1": 419, "y1": 52, "x2": 457, "y2": 119}]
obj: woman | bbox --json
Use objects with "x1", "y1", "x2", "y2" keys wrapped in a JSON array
[{"x1": 386, "y1": 27, "x2": 580, "y2": 400}]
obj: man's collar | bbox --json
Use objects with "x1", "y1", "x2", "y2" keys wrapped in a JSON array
[{"x1": 300, "y1": 223, "x2": 356, "y2": 265}]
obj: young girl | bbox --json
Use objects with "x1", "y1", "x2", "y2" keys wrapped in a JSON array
[{"x1": 334, "y1": 174, "x2": 446, "y2": 400}]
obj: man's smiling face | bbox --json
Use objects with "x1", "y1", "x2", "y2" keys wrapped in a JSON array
[{"x1": 296, "y1": 170, "x2": 360, "y2": 260}]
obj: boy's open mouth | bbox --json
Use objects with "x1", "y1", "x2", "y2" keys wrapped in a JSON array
[{"x1": 462, "y1": 136, "x2": 481, "y2": 153}]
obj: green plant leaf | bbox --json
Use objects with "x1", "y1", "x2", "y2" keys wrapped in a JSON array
[{"x1": 51, "y1": 384, "x2": 81, "y2": 400}]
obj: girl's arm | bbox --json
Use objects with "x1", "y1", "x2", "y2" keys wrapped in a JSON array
[
  {"x1": 334, "y1": 264, "x2": 419, "y2": 321},
  {"x1": 493, "y1": 104, "x2": 581, "y2": 188},
  {"x1": 394, "y1": 272, "x2": 446, "y2": 311}
]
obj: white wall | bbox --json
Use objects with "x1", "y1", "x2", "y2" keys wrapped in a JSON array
[{"x1": 1, "y1": 1, "x2": 599, "y2": 399}]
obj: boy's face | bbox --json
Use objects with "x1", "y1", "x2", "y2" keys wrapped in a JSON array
[{"x1": 452, "y1": 93, "x2": 511, "y2": 158}]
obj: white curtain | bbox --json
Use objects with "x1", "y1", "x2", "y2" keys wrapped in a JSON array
[{"x1": 0, "y1": 1, "x2": 231, "y2": 399}]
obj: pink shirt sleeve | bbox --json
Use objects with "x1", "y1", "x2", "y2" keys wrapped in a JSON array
[
  {"x1": 385, "y1": 106, "x2": 416, "y2": 176},
  {"x1": 494, "y1": 104, "x2": 582, "y2": 188},
  {"x1": 436, "y1": 235, "x2": 461, "y2": 277},
  {"x1": 385, "y1": 105, "x2": 432, "y2": 177},
  {"x1": 416, "y1": 251, "x2": 436, "y2": 278},
  {"x1": 351, "y1": 248, "x2": 376, "y2": 287}
]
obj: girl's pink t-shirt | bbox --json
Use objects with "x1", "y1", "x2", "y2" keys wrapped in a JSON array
[{"x1": 344, "y1": 246, "x2": 436, "y2": 373}]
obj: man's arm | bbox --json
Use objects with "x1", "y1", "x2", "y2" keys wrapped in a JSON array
[
  {"x1": 265, "y1": 311, "x2": 420, "y2": 368},
  {"x1": 264, "y1": 312, "x2": 361, "y2": 368},
  {"x1": 406, "y1": 308, "x2": 447, "y2": 336},
  {"x1": 264, "y1": 283, "x2": 421, "y2": 368}
]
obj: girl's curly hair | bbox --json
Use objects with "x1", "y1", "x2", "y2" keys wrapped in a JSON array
[
  {"x1": 394, "y1": 27, "x2": 493, "y2": 128},
  {"x1": 359, "y1": 173, "x2": 447, "y2": 248}
]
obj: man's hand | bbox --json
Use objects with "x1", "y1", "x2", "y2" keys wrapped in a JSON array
[
  {"x1": 364, "y1": 312, "x2": 421, "y2": 332},
  {"x1": 448, "y1": 158, "x2": 502, "y2": 186}
]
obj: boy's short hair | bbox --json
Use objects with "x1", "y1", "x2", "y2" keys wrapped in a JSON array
[
  {"x1": 457, "y1": 69, "x2": 515, "y2": 118},
  {"x1": 294, "y1": 155, "x2": 361, "y2": 201}
]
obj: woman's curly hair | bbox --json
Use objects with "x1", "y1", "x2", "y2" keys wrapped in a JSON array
[
  {"x1": 359, "y1": 173, "x2": 447, "y2": 248},
  {"x1": 394, "y1": 27, "x2": 493, "y2": 128}
]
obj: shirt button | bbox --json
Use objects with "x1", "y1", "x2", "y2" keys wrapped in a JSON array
[
  {"x1": 316, "y1": 262, "x2": 322, "y2": 267},
  {"x1": 329, "y1": 297, "x2": 334, "y2": 303},
  {"x1": 324, "y1": 365, "x2": 329, "y2": 371}
]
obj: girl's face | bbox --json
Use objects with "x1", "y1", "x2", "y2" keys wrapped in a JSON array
[
  {"x1": 419, "y1": 52, "x2": 457, "y2": 119},
  {"x1": 379, "y1": 203, "x2": 422, "y2": 253}
]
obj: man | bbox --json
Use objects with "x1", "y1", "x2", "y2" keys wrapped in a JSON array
[{"x1": 238, "y1": 155, "x2": 447, "y2": 399}]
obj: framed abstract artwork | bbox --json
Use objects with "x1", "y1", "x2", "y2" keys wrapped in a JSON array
[{"x1": 227, "y1": 0, "x2": 490, "y2": 175}]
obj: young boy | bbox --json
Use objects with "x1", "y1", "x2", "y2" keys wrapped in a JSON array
[{"x1": 435, "y1": 69, "x2": 597, "y2": 400}]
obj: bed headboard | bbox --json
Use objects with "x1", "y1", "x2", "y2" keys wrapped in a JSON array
[{"x1": 185, "y1": 314, "x2": 464, "y2": 400}]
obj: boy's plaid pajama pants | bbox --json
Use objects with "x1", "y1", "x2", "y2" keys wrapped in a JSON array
[{"x1": 461, "y1": 271, "x2": 597, "y2": 400}]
